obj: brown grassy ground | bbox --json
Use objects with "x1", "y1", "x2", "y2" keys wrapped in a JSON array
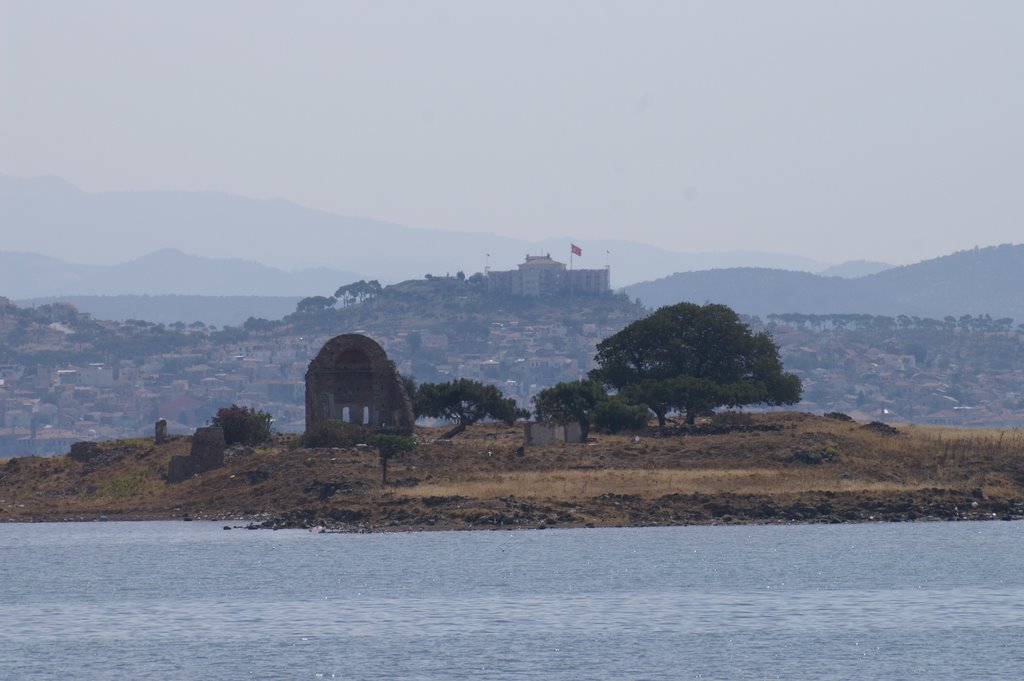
[{"x1": 2, "y1": 412, "x2": 1023, "y2": 530}]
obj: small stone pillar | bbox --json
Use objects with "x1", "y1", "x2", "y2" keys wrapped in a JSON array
[
  {"x1": 524, "y1": 422, "x2": 557, "y2": 445},
  {"x1": 155, "y1": 418, "x2": 168, "y2": 444},
  {"x1": 563, "y1": 422, "x2": 583, "y2": 443}
]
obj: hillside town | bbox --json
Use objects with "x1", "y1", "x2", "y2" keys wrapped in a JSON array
[
  {"x1": 4, "y1": 266, "x2": 1024, "y2": 455},
  {"x1": 0, "y1": 267, "x2": 637, "y2": 454}
]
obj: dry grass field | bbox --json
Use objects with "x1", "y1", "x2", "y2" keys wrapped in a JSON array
[{"x1": 2, "y1": 412, "x2": 1024, "y2": 529}]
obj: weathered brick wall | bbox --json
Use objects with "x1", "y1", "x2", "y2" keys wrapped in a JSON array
[{"x1": 305, "y1": 334, "x2": 415, "y2": 434}]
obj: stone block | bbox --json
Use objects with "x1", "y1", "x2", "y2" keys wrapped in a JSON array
[
  {"x1": 563, "y1": 422, "x2": 583, "y2": 443},
  {"x1": 167, "y1": 426, "x2": 226, "y2": 483},
  {"x1": 69, "y1": 441, "x2": 101, "y2": 463},
  {"x1": 155, "y1": 418, "x2": 168, "y2": 444},
  {"x1": 525, "y1": 422, "x2": 557, "y2": 446}
]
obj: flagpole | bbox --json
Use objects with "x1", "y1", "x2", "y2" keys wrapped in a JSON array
[{"x1": 569, "y1": 244, "x2": 575, "y2": 297}]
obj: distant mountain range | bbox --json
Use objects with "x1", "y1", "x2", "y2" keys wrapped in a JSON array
[
  {"x1": 625, "y1": 244, "x2": 1024, "y2": 322},
  {"x1": 5, "y1": 175, "x2": 1021, "y2": 325},
  {"x1": 1, "y1": 174, "x2": 880, "y2": 290},
  {"x1": 10, "y1": 244, "x2": 1024, "y2": 328},
  {"x1": 0, "y1": 248, "x2": 356, "y2": 299}
]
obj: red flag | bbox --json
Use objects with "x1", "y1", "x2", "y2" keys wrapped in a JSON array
[{"x1": 571, "y1": 243, "x2": 582, "y2": 257}]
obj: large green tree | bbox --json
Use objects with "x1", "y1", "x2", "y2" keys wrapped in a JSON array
[
  {"x1": 590, "y1": 302, "x2": 801, "y2": 425},
  {"x1": 414, "y1": 378, "x2": 528, "y2": 438},
  {"x1": 531, "y1": 379, "x2": 608, "y2": 440}
]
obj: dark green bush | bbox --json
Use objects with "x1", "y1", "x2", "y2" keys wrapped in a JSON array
[
  {"x1": 212, "y1": 404, "x2": 273, "y2": 445},
  {"x1": 300, "y1": 420, "x2": 370, "y2": 448},
  {"x1": 591, "y1": 396, "x2": 650, "y2": 434}
]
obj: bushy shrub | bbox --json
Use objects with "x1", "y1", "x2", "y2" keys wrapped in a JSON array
[
  {"x1": 300, "y1": 420, "x2": 370, "y2": 448},
  {"x1": 212, "y1": 404, "x2": 273, "y2": 445},
  {"x1": 591, "y1": 396, "x2": 649, "y2": 434}
]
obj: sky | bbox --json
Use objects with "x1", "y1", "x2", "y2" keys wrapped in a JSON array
[{"x1": 2, "y1": 1, "x2": 1023, "y2": 266}]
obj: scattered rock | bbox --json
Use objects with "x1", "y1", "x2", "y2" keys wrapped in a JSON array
[
  {"x1": 69, "y1": 441, "x2": 102, "y2": 463},
  {"x1": 863, "y1": 421, "x2": 900, "y2": 436},
  {"x1": 224, "y1": 444, "x2": 255, "y2": 461},
  {"x1": 245, "y1": 469, "x2": 270, "y2": 484},
  {"x1": 329, "y1": 508, "x2": 365, "y2": 523},
  {"x1": 791, "y1": 448, "x2": 839, "y2": 464}
]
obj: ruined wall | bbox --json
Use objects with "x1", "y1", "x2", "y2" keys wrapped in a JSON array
[
  {"x1": 305, "y1": 334, "x2": 415, "y2": 434},
  {"x1": 166, "y1": 425, "x2": 226, "y2": 483}
]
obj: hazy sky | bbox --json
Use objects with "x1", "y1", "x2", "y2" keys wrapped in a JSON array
[{"x1": 2, "y1": 1, "x2": 1022, "y2": 265}]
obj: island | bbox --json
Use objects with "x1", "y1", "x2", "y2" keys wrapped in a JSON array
[{"x1": 2, "y1": 412, "x2": 1022, "y2": 530}]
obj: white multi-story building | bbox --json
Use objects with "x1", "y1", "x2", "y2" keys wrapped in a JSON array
[{"x1": 487, "y1": 254, "x2": 610, "y2": 297}]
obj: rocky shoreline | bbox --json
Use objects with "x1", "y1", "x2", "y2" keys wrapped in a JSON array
[
  {"x1": 246, "y1": 488, "x2": 1024, "y2": 531},
  {"x1": 5, "y1": 413, "x2": 1024, "y2": 532}
]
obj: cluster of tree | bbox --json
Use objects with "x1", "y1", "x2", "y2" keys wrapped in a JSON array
[
  {"x1": 532, "y1": 379, "x2": 648, "y2": 439},
  {"x1": 534, "y1": 302, "x2": 803, "y2": 434},
  {"x1": 334, "y1": 280, "x2": 383, "y2": 307},
  {"x1": 410, "y1": 377, "x2": 528, "y2": 439},
  {"x1": 291, "y1": 281, "x2": 385, "y2": 317},
  {"x1": 282, "y1": 274, "x2": 645, "y2": 337}
]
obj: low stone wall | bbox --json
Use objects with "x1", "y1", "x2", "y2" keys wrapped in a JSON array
[{"x1": 524, "y1": 422, "x2": 583, "y2": 445}]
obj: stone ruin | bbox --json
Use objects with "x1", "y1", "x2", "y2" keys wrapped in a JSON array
[
  {"x1": 166, "y1": 425, "x2": 226, "y2": 483},
  {"x1": 305, "y1": 333, "x2": 415, "y2": 434},
  {"x1": 524, "y1": 421, "x2": 583, "y2": 445}
]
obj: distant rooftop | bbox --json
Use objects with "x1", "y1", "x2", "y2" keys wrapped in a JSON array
[{"x1": 518, "y1": 254, "x2": 564, "y2": 268}]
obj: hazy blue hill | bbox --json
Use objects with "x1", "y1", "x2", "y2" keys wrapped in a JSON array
[
  {"x1": 861, "y1": 244, "x2": 1024, "y2": 319},
  {"x1": 624, "y1": 268, "x2": 882, "y2": 317},
  {"x1": 14, "y1": 295, "x2": 303, "y2": 327},
  {"x1": 0, "y1": 248, "x2": 358, "y2": 298},
  {"x1": 818, "y1": 259, "x2": 893, "y2": 278},
  {"x1": 82, "y1": 248, "x2": 359, "y2": 297},
  {"x1": 1, "y1": 174, "x2": 831, "y2": 287},
  {"x1": 0, "y1": 251, "x2": 100, "y2": 299},
  {"x1": 625, "y1": 244, "x2": 1024, "y2": 321}
]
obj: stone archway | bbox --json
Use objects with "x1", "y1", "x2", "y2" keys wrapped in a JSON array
[{"x1": 304, "y1": 333, "x2": 415, "y2": 434}]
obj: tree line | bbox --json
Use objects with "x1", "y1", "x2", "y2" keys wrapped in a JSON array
[{"x1": 410, "y1": 302, "x2": 801, "y2": 439}]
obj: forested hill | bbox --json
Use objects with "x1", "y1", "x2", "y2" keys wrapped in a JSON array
[
  {"x1": 625, "y1": 244, "x2": 1024, "y2": 322},
  {"x1": 277, "y1": 276, "x2": 646, "y2": 340}
]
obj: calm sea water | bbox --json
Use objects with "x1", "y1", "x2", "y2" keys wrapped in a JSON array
[{"x1": 1, "y1": 521, "x2": 1022, "y2": 680}]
